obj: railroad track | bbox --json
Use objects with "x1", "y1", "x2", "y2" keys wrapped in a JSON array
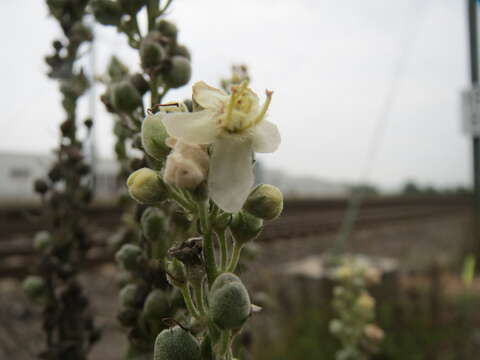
[{"x1": 0, "y1": 196, "x2": 471, "y2": 278}]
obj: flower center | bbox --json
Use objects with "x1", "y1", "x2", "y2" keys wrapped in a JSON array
[{"x1": 221, "y1": 81, "x2": 273, "y2": 133}]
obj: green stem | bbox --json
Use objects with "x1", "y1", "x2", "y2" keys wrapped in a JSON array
[
  {"x1": 217, "y1": 230, "x2": 228, "y2": 271},
  {"x1": 167, "y1": 187, "x2": 194, "y2": 212},
  {"x1": 199, "y1": 201, "x2": 217, "y2": 286},
  {"x1": 192, "y1": 280, "x2": 206, "y2": 315},
  {"x1": 218, "y1": 330, "x2": 232, "y2": 359},
  {"x1": 150, "y1": 75, "x2": 159, "y2": 108},
  {"x1": 226, "y1": 241, "x2": 243, "y2": 273},
  {"x1": 181, "y1": 285, "x2": 201, "y2": 320}
]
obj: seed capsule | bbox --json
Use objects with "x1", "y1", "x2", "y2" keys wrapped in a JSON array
[
  {"x1": 154, "y1": 326, "x2": 201, "y2": 360},
  {"x1": 209, "y1": 273, "x2": 251, "y2": 330}
]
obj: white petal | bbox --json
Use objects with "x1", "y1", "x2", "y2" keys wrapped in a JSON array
[
  {"x1": 192, "y1": 81, "x2": 228, "y2": 110},
  {"x1": 252, "y1": 120, "x2": 281, "y2": 153},
  {"x1": 161, "y1": 110, "x2": 220, "y2": 145},
  {"x1": 209, "y1": 137, "x2": 254, "y2": 213}
]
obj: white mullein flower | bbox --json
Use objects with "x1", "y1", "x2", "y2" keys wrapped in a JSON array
[{"x1": 160, "y1": 81, "x2": 281, "y2": 212}]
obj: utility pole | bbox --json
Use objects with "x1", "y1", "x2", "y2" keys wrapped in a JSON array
[{"x1": 467, "y1": 0, "x2": 480, "y2": 262}]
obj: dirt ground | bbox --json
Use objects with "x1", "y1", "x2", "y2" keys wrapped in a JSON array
[{"x1": 0, "y1": 213, "x2": 472, "y2": 360}]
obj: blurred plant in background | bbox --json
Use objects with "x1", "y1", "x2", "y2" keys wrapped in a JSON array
[
  {"x1": 22, "y1": 0, "x2": 101, "y2": 359},
  {"x1": 329, "y1": 256, "x2": 384, "y2": 360}
]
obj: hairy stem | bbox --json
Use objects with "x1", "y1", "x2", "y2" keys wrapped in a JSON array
[{"x1": 227, "y1": 241, "x2": 243, "y2": 273}]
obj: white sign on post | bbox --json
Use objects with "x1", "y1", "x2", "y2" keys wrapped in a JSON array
[{"x1": 461, "y1": 86, "x2": 480, "y2": 136}]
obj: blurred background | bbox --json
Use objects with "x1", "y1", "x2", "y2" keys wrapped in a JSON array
[{"x1": 0, "y1": 0, "x2": 479, "y2": 359}]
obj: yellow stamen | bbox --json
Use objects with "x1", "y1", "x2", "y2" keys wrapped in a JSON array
[{"x1": 223, "y1": 80, "x2": 250, "y2": 131}]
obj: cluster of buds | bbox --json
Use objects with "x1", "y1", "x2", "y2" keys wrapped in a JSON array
[
  {"x1": 329, "y1": 256, "x2": 384, "y2": 360},
  {"x1": 92, "y1": 1, "x2": 196, "y2": 356},
  {"x1": 124, "y1": 76, "x2": 282, "y2": 359},
  {"x1": 23, "y1": 1, "x2": 100, "y2": 359}
]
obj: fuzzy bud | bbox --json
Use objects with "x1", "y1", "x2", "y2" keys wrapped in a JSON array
[
  {"x1": 163, "y1": 139, "x2": 209, "y2": 190},
  {"x1": 141, "y1": 207, "x2": 167, "y2": 241},
  {"x1": 173, "y1": 44, "x2": 191, "y2": 60},
  {"x1": 154, "y1": 326, "x2": 201, "y2": 360},
  {"x1": 244, "y1": 184, "x2": 283, "y2": 220},
  {"x1": 111, "y1": 80, "x2": 143, "y2": 113},
  {"x1": 229, "y1": 211, "x2": 263, "y2": 244},
  {"x1": 140, "y1": 40, "x2": 166, "y2": 70},
  {"x1": 118, "y1": 0, "x2": 146, "y2": 14},
  {"x1": 209, "y1": 273, "x2": 251, "y2": 330},
  {"x1": 119, "y1": 284, "x2": 146, "y2": 308},
  {"x1": 166, "y1": 258, "x2": 186, "y2": 287},
  {"x1": 117, "y1": 307, "x2": 139, "y2": 327},
  {"x1": 91, "y1": 0, "x2": 122, "y2": 26},
  {"x1": 33, "y1": 231, "x2": 52, "y2": 251},
  {"x1": 115, "y1": 244, "x2": 144, "y2": 272},
  {"x1": 163, "y1": 56, "x2": 192, "y2": 89},
  {"x1": 143, "y1": 289, "x2": 169, "y2": 319},
  {"x1": 155, "y1": 19, "x2": 178, "y2": 39},
  {"x1": 130, "y1": 73, "x2": 149, "y2": 95},
  {"x1": 141, "y1": 113, "x2": 170, "y2": 161},
  {"x1": 22, "y1": 276, "x2": 47, "y2": 303},
  {"x1": 127, "y1": 168, "x2": 167, "y2": 205},
  {"x1": 108, "y1": 56, "x2": 129, "y2": 82}
]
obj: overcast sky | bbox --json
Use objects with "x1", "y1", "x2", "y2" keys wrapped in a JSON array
[{"x1": 0, "y1": 0, "x2": 473, "y2": 189}]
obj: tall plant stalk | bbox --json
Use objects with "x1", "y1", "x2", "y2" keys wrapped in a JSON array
[{"x1": 22, "y1": 1, "x2": 100, "y2": 359}]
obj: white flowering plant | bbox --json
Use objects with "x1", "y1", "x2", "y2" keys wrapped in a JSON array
[{"x1": 125, "y1": 80, "x2": 283, "y2": 360}]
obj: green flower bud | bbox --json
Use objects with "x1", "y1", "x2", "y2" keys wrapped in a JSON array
[
  {"x1": 155, "y1": 19, "x2": 178, "y2": 39},
  {"x1": 117, "y1": 307, "x2": 139, "y2": 327},
  {"x1": 209, "y1": 273, "x2": 251, "y2": 329},
  {"x1": 91, "y1": 0, "x2": 122, "y2": 26},
  {"x1": 119, "y1": 284, "x2": 146, "y2": 308},
  {"x1": 166, "y1": 258, "x2": 186, "y2": 287},
  {"x1": 141, "y1": 207, "x2": 170, "y2": 258},
  {"x1": 229, "y1": 211, "x2": 263, "y2": 244},
  {"x1": 173, "y1": 44, "x2": 191, "y2": 60},
  {"x1": 130, "y1": 73, "x2": 149, "y2": 95},
  {"x1": 143, "y1": 289, "x2": 169, "y2": 319},
  {"x1": 108, "y1": 56, "x2": 129, "y2": 82},
  {"x1": 141, "y1": 113, "x2": 170, "y2": 161},
  {"x1": 110, "y1": 80, "x2": 143, "y2": 113},
  {"x1": 118, "y1": 0, "x2": 146, "y2": 14},
  {"x1": 33, "y1": 231, "x2": 52, "y2": 251},
  {"x1": 154, "y1": 326, "x2": 201, "y2": 360},
  {"x1": 127, "y1": 168, "x2": 167, "y2": 205},
  {"x1": 22, "y1": 276, "x2": 47, "y2": 303},
  {"x1": 140, "y1": 40, "x2": 166, "y2": 69},
  {"x1": 141, "y1": 207, "x2": 167, "y2": 241},
  {"x1": 115, "y1": 244, "x2": 144, "y2": 272},
  {"x1": 244, "y1": 184, "x2": 283, "y2": 220},
  {"x1": 163, "y1": 56, "x2": 191, "y2": 89}
]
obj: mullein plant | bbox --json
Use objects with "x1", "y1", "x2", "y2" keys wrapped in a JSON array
[
  {"x1": 22, "y1": 0, "x2": 100, "y2": 359},
  {"x1": 124, "y1": 77, "x2": 282, "y2": 360},
  {"x1": 329, "y1": 256, "x2": 385, "y2": 360},
  {"x1": 90, "y1": 0, "x2": 194, "y2": 357}
]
